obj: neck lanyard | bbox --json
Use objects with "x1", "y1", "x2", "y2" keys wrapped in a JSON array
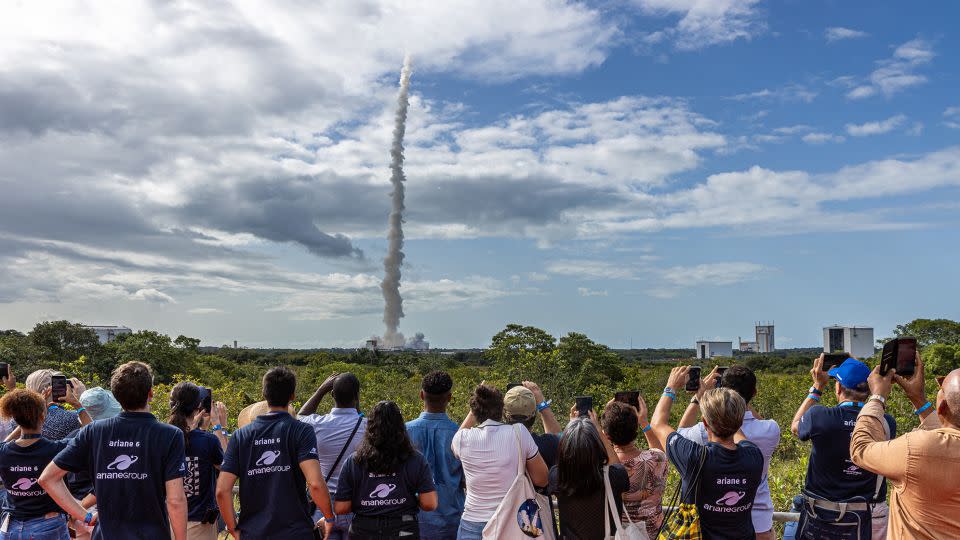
[
  {"x1": 19, "y1": 433, "x2": 42, "y2": 440},
  {"x1": 839, "y1": 401, "x2": 864, "y2": 408}
]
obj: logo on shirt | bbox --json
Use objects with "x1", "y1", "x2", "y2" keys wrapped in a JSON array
[
  {"x1": 369, "y1": 483, "x2": 397, "y2": 498},
  {"x1": 11, "y1": 477, "x2": 37, "y2": 490},
  {"x1": 255, "y1": 450, "x2": 281, "y2": 466},
  {"x1": 843, "y1": 464, "x2": 863, "y2": 476},
  {"x1": 716, "y1": 491, "x2": 747, "y2": 506},
  {"x1": 107, "y1": 455, "x2": 140, "y2": 471}
]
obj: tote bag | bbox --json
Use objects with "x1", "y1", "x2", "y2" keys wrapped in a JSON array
[
  {"x1": 603, "y1": 465, "x2": 650, "y2": 540},
  {"x1": 482, "y1": 424, "x2": 556, "y2": 540}
]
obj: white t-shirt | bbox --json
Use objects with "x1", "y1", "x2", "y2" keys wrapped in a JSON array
[
  {"x1": 451, "y1": 420, "x2": 540, "y2": 523},
  {"x1": 677, "y1": 410, "x2": 781, "y2": 533}
]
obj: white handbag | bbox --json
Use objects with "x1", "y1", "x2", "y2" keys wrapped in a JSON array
[
  {"x1": 604, "y1": 465, "x2": 650, "y2": 540},
  {"x1": 482, "y1": 424, "x2": 556, "y2": 540}
]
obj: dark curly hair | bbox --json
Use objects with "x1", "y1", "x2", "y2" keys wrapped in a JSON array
[
  {"x1": 354, "y1": 401, "x2": 415, "y2": 474},
  {"x1": 0, "y1": 389, "x2": 46, "y2": 430},
  {"x1": 601, "y1": 401, "x2": 638, "y2": 446},
  {"x1": 469, "y1": 384, "x2": 503, "y2": 424}
]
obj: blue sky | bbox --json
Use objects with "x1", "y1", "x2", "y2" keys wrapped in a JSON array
[{"x1": 0, "y1": 1, "x2": 958, "y2": 349}]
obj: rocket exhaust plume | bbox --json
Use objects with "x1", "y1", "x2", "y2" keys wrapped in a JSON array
[{"x1": 380, "y1": 55, "x2": 412, "y2": 348}]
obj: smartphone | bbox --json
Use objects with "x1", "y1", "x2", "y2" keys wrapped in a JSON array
[
  {"x1": 575, "y1": 396, "x2": 593, "y2": 417},
  {"x1": 823, "y1": 353, "x2": 849, "y2": 371},
  {"x1": 715, "y1": 366, "x2": 728, "y2": 388},
  {"x1": 881, "y1": 337, "x2": 917, "y2": 377},
  {"x1": 0, "y1": 363, "x2": 8, "y2": 379},
  {"x1": 614, "y1": 391, "x2": 640, "y2": 410},
  {"x1": 506, "y1": 382, "x2": 522, "y2": 391},
  {"x1": 686, "y1": 366, "x2": 702, "y2": 392},
  {"x1": 199, "y1": 387, "x2": 212, "y2": 413},
  {"x1": 51, "y1": 375, "x2": 68, "y2": 402}
]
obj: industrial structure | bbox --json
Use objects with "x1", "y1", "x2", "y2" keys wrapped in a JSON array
[
  {"x1": 82, "y1": 325, "x2": 132, "y2": 344},
  {"x1": 696, "y1": 340, "x2": 733, "y2": 359},
  {"x1": 823, "y1": 325, "x2": 875, "y2": 359},
  {"x1": 739, "y1": 322, "x2": 775, "y2": 353}
]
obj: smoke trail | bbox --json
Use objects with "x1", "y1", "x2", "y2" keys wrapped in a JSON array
[{"x1": 380, "y1": 55, "x2": 412, "y2": 348}]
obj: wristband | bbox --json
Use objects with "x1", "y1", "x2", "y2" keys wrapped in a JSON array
[
  {"x1": 74, "y1": 407, "x2": 86, "y2": 414},
  {"x1": 641, "y1": 424, "x2": 652, "y2": 433},
  {"x1": 663, "y1": 387, "x2": 674, "y2": 394},
  {"x1": 84, "y1": 512, "x2": 94, "y2": 525},
  {"x1": 690, "y1": 396, "x2": 700, "y2": 406},
  {"x1": 913, "y1": 401, "x2": 933, "y2": 415},
  {"x1": 536, "y1": 400, "x2": 552, "y2": 412},
  {"x1": 807, "y1": 394, "x2": 821, "y2": 402},
  {"x1": 809, "y1": 386, "x2": 823, "y2": 396},
  {"x1": 211, "y1": 424, "x2": 222, "y2": 431},
  {"x1": 662, "y1": 392, "x2": 676, "y2": 401}
]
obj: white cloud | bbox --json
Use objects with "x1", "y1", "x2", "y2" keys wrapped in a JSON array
[
  {"x1": 633, "y1": 0, "x2": 765, "y2": 50},
  {"x1": 546, "y1": 260, "x2": 635, "y2": 280},
  {"x1": 188, "y1": 308, "x2": 226, "y2": 315},
  {"x1": 663, "y1": 262, "x2": 767, "y2": 287},
  {"x1": 728, "y1": 84, "x2": 817, "y2": 103},
  {"x1": 802, "y1": 132, "x2": 845, "y2": 144},
  {"x1": 845, "y1": 114, "x2": 907, "y2": 136},
  {"x1": 945, "y1": 107, "x2": 960, "y2": 129},
  {"x1": 577, "y1": 287, "x2": 609, "y2": 297},
  {"x1": 825, "y1": 27, "x2": 869, "y2": 42},
  {"x1": 847, "y1": 38, "x2": 934, "y2": 99},
  {"x1": 133, "y1": 288, "x2": 176, "y2": 304}
]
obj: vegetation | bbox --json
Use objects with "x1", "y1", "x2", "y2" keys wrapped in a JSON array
[{"x1": 2, "y1": 317, "x2": 958, "y2": 519}]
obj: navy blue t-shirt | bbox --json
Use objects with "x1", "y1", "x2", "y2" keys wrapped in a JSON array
[
  {"x1": 798, "y1": 404, "x2": 896, "y2": 502},
  {"x1": 0, "y1": 438, "x2": 69, "y2": 520},
  {"x1": 53, "y1": 412, "x2": 187, "y2": 540},
  {"x1": 221, "y1": 412, "x2": 320, "y2": 540},
  {"x1": 185, "y1": 430, "x2": 224, "y2": 522},
  {"x1": 667, "y1": 432, "x2": 763, "y2": 540},
  {"x1": 335, "y1": 452, "x2": 436, "y2": 517}
]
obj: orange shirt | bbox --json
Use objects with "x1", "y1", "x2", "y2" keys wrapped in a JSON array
[{"x1": 850, "y1": 402, "x2": 960, "y2": 539}]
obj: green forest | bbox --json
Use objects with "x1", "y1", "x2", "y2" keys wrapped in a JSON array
[{"x1": 2, "y1": 318, "x2": 960, "y2": 516}]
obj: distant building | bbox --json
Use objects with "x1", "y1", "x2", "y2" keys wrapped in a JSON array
[
  {"x1": 755, "y1": 323, "x2": 775, "y2": 353},
  {"x1": 83, "y1": 325, "x2": 132, "y2": 344},
  {"x1": 738, "y1": 338, "x2": 759, "y2": 353},
  {"x1": 823, "y1": 326, "x2": 875, "y2": 359},
  {"x1": 365, "y1": 339, "x2": 378, "y2": 351},
  {"x1": 696, "y1": 341, "x2": 733, "y2": 359}
]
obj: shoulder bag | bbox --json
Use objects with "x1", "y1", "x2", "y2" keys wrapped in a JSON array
[
  {"x1": 604, "y1": 464, "x2": 650, "y2": 540},
  {"x1": 658, "y1": 442, "x2": 707, "y2": 540}
]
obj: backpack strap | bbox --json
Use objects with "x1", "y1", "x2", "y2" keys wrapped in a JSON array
[{"x1": 326, "y1": 416, "x2": 363, "y2": 483}]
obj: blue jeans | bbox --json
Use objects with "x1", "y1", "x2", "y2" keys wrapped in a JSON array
[
  {"x1": 419, "y1": 521, "x2": 458, "y2": 540},
  {"x1": 0, "y1": 515, "x2": 70, "y2": 540},
  {"x1": 455, "y1": 520, "x2": 486, "y2": 540}
]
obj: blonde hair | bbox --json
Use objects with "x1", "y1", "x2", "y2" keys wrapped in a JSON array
[
  {"x1": 25, "y1": 369, "x2": 63, "y2": 395},
  {"x1": 700, "y1": 388, "x2": 746, "y2": 439}
]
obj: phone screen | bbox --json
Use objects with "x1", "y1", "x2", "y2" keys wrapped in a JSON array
[
  {"x1": 896, "y1": 338, "x2": 917, "y2": 378},
  {"x1": 506, "y1": 382, "x2": 522, "y2": 391},
  {"x1": 0, "y1": 363, "x2": 8, "y2": 379},
  {"x1": 200, "y1": 387, "x2": 213, "y2": 413},
  {"x1": 575, "y1": 396, "x2": 593, "y2": 417},
  {"x1": 715, "y1": 366, "x2": 728, "y2": 388},
  {"x1": 51, "y1": 375, "x2": 68, "y2": 401},
  {"x1": 686, "y1": 367, "x2": 702, "y2": 392},
  {"x1": 614, "y1": 391, "x2": 640, "y2": 410},
  {"x1": 823, "y1": 353, "x2": 849, "y2": 371}
]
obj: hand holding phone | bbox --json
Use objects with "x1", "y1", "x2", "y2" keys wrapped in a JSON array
[
  {"x1": 51, "y1": 375, "x2": 68, "y2": 402},
  {"x1": 881, "y1": 337, "x2": 917, "y2": 377},
  {"x1": 575, "y1": 396, "x2": 593, "y2": 417},
  {"x1": 614, "y1": 391, "x2": 640, "y2": 410},
  {"x1": 715, "y1": 367, "x2": 728, "y2": 388},
  {"x1": 822, "y1": 353, "x2": 849, "y2": 372},
  {"x1": 199, "y1": 387, "x2": 213, "y2": 414}
]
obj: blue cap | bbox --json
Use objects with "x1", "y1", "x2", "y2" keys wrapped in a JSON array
[{"x1": 828, "y1": 358, "x2": 871, "y2": 390}]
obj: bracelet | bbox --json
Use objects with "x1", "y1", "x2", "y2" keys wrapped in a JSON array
[
  {"x1": 662, "y1": 392, "x2": 676, "y2": 401},
  {"x1": 211, "y1": 424, "x2": 222, "y2": 431},
  {"x1": 807, "y1": 394, "x2": 821, "y2": 402},
  {"x1": 867, "y1": 394, "x2": 887, "y2": 406},
  {"x1": 809, "y1": 386, "x2": 823, "y2": 396},
  {"x1": 663, "y1": 387, "x2": 674, "y2": 394},
  {"x1": 641, "y1": 424, "x2": 652, "y2": 433},
  {"x1": 84, "y1": 512, "x2": 94, "y2": 525},
  {"x1": 536, "y1": 400, "x2": 552, "y2": 412},
  {"x1": 74, "y1": 407, "x2": 86, "y2": 414},
  {"x1": 690, "y1": 396, "x2": 700, "y2": 406},
  {"x1": 913, "y1": 401, "x2": 933, "y2": 415}
]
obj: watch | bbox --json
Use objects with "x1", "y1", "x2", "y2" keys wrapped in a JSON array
[
  {"x1": 867, "y1": 394, "x2": 887, "y2": 406},
  {"x1": 690, "y1": 396, "x2": 700, "y2": 405},
  {"x1": 809, "y1": 386, "x2": 823, "y2": 395}
]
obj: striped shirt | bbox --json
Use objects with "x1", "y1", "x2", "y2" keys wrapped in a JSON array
[{"x1": 451, "y1": 420, "x2": 539, "y2": 523}]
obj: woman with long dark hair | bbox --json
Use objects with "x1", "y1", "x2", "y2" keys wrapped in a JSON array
[
  {"x1": 167, "y1": 382, "x2": 228, "y2": 540},
  {"x1": 548, "y1": 408, "x2": 628, "y2": 539},
  {"x1": 334, "y1": 401, "x2": 437, "y2": 539},
  {"x1": 0, "y1": 389, "x2": 71, "y2": 540}
]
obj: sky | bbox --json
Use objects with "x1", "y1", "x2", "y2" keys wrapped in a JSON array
[{"x1": 1, "y1": 1, "x2": 958, "y2": 349}]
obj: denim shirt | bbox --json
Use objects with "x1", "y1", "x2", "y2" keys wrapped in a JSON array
[{"x1": 406, "y1": 412, "x2": 464, "y2": 528}]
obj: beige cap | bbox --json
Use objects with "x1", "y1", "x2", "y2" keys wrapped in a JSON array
[
  {"x1": 503, "y1": 386, "x2": 537, "y2": 420},
  {"x1": 238, "y1": 401, "x2": 295, "y2": 428}
]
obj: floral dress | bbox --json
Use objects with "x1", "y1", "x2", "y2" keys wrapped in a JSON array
[{"x1": 619, "y1": 448, "x2": 669, "y2": 538}]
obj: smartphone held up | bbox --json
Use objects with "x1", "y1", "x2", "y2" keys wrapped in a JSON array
[
  {"x1": 575, "y1": 396, "x2": 593, "y2": 417},
  {"x1": 880, "y1": 337, "x2": 917, "y2": 377}
]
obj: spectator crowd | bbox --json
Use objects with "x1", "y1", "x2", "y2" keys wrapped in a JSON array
[{"x1": 0, "y1": 352, "x2": 956, "y2": 540}]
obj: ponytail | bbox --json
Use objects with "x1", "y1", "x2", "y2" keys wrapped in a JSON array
[{"x1": 168, "y1": 382, "x2": 201, "y2": 452}]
